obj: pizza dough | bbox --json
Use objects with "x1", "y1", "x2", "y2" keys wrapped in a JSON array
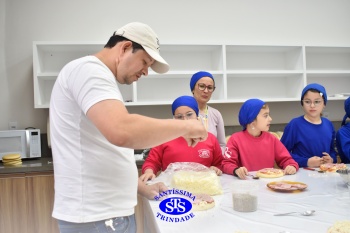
[
  {"x1": 256, "y1": 168, "x2": 284, "y2": 178},
  {"x1": 320, "y1": 163, "x2": 347, "y2": 173},
  {"x1": 2, "y1": 154, "x2": 22, "y2": 166},
  {"x1": 191, "y1": 193, "x2": 215, "y2": 211}
]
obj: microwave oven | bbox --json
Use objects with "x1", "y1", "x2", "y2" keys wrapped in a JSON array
[{"x1": 0, "y1": 129, "x2": 41, "y2": 160}]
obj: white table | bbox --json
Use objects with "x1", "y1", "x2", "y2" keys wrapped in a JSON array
[{"x1": 142, "y1": 168, "x2": 350, "y2": 233}]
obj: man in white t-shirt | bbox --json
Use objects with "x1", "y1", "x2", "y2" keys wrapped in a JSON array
[{"x1": 50, "y1": 22, "x2": 207, "y2": 233}]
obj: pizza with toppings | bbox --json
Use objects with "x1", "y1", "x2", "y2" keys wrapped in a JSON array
[
  {"x1": 192, "y1": 193, "x2": 215, "y2": 211},
  {"x1": 320, "y1": 163, "x2": 347, "y2": 173},
  {"x1": 256, "y1": 168, "x2": 284, "y2": 178},
  {"x1": 267, "y1": 181, "x2": 307, "y2": 192}
]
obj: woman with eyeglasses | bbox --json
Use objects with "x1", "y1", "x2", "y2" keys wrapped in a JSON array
[
  {"x1": 280, "y1": 83, "x2": 337, "y2": 168},
  {"x1": 139, "y1": 95, "x2": 223, "y2": 182},
  {"x1": 190, "y1": 71, "x2": 226, "y2": 153}
]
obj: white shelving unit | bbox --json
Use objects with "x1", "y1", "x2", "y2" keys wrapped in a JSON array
[
  {"x1": 33, "y1": 42, "x2": 350, "y2": 108},
  {"x1": 133, "y1": 44, "x2": 225, "y2": 105},
  {"x1": 33, "y1": 42, "x2": 104, "y2": 108},
  {"x1": 305, "y1": 46, "x2": 350, "y2": 99},
  {"x1": 225, "y1": 45, "x2": 305, "y2": 102}
]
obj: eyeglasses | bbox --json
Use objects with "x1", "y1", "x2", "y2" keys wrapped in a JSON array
[
  {"x1": 174, "y1": 111, "x2": 196, "y2": 120},
  {"x1": 197, "y1": 83, "x2": 215, "y2": 92},
  {"x1": 302, "y1": 100, "x2": 323, "y2": 107}
]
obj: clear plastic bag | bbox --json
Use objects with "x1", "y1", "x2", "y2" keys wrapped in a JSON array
[{"x1": 157, "y1": 162, "x2": 223, "y2": 195}]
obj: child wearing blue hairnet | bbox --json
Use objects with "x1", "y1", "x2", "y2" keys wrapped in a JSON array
[
  {"x1": 336, "y1": 97, "x2": 350, "y2": 163},
  {"x1": 281, "y1": 83, "x2": 337, "y2": 168},
  {"x1": 139, "y1": 95, "x2": 223, "y2": 182},
  {"x1": 222, "y1": 98, "x2": 298, "y2": 179}
]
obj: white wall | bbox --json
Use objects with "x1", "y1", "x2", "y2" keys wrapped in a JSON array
[
  {"x1": 1, "y1": 0, "x2": 350, "y2": 132},
  {"x1": 0, "y1": 0, "x2": 9, "y2": 130}
]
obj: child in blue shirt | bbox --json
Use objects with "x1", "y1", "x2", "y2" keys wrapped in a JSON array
[
  {"x1": 281, "y1": 83, "x2": 336, "y2": 168},
  {"x1": 336, "y1": 97, "x2": 350, "y2": 163}
]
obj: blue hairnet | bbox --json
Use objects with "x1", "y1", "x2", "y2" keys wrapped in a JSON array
[
  {"x1": 239, "y1": 99, "x2": 266, "y2": 130},
  {"x1": 190, "y1": 71, "x2": 214, "y2": 91},
  {"x1": 172, "y1": 96, "x2": 199, "y2": 116},
  {"x1": 301, "y1": 83, "x2": 327, "y2": 105}
]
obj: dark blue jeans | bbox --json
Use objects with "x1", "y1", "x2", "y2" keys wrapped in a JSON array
[{"x1": 57, "y1": 215, "x2": 136, "y2": 233}]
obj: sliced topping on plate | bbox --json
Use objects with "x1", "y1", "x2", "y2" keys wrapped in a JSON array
[
  {"x1": 320, "y1": 163, "x2": 347, "y2": 173},
  {"x1": 267, "y1": 181, "x2": 307, "y2": 191},
  {"x1": 192, "y1": 193, "x2": 215, "y2": 211}
]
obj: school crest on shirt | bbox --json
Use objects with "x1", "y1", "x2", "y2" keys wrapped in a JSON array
[{"x1": 198, "y1": 149, "x2": 210, "y2": 158}]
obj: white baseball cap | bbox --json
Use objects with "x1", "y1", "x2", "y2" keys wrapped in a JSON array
[{"x1": 114, "y1": 22, "x2": 170, "y2": 74}]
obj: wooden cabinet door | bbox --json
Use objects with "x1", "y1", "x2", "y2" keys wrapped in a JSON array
[
  {"x1": 0, "y1": 173, "x2": 28, "y2": 233},
  {"x1": 26, "y1": 172, "x2": 59, "y2": 233}
]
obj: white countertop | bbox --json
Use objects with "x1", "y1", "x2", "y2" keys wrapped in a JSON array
[{"x1": 142, "y1": 168, "x2": 350, "y2": 233}]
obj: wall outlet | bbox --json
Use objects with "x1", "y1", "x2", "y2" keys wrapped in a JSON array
[{"x1": 9, "y1": 121, "x2": 17, "y2": 130}]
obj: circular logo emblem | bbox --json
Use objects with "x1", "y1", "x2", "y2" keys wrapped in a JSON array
[{"x1": 159, "y1": 197, "x2": 192, "y2": 215}]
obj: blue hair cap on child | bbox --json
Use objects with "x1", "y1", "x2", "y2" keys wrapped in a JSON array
[
  {"x1": 239, "y1": 98, "x2": 265, "y2": 130},
  {"x1": 171, "y1": 95, "x2": 199, "y2": 116},
  {"x1": 342, "y1": 96, "x2": 350, "y2": 126},
  {"x1": 190, "y1": 71, "x2": 214, "y2": 91},
  {"x1": 301, "y1": 83, "x2": 327, "y2": 105}
]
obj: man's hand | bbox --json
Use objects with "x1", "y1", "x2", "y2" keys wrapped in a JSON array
[
  {"x1": 183, "y1": 119, "x2": 208, "y2": 147},
  {"x1": 138, "y1": 180, "x2": 168, "y2": 200}
]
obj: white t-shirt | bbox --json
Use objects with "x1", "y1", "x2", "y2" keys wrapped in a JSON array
[{"x1": 50, "y1": 56, "x2": 138, "y2": 223}]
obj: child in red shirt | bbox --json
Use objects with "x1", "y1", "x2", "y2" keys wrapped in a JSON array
[
  {"x1": 222, "y1": 98, "x2": 299, "y2": 179},
  {"x1": 140, "y1": 95, "x2": 223, "y2": 182}
]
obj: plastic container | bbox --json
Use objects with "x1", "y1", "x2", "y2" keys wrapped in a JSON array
[{"x1": 231, "y1": 180, "x2": 259, "y2": 212}]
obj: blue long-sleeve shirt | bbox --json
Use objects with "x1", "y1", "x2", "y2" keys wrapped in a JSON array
[
  {"x1": 336, "y1": 122, "x2": 350, "y2": 163},
  {"x1": 281, "y1": 116, "x2": 337, "y2": 167}
]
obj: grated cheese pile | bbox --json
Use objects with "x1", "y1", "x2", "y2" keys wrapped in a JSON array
[
  {"x1": 328, "y1": 221, "x2": 350, "y2": 233},
  {"x1": 171, "y1": 170, "x2": 223, "y2": 195}
]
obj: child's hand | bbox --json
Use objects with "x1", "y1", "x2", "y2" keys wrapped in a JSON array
[
  {"x1": 307, "y1": 156, "x2": 324, "y2": 167},
  {"x1": 235, "y1": 167, "x2": 249, "y2": 179},
  {"x1": 284, "y1": 165, "x2": 297, "y2": 175},
  {"x1": 210, "y1": 166, "x2": 222, "y2": 176},
  {"x1": 322, "y1": 152, "x2": 334, "y2": 164},
  {"x1": 139, "y1": 169, "x2": 156, "y2": 183}
]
